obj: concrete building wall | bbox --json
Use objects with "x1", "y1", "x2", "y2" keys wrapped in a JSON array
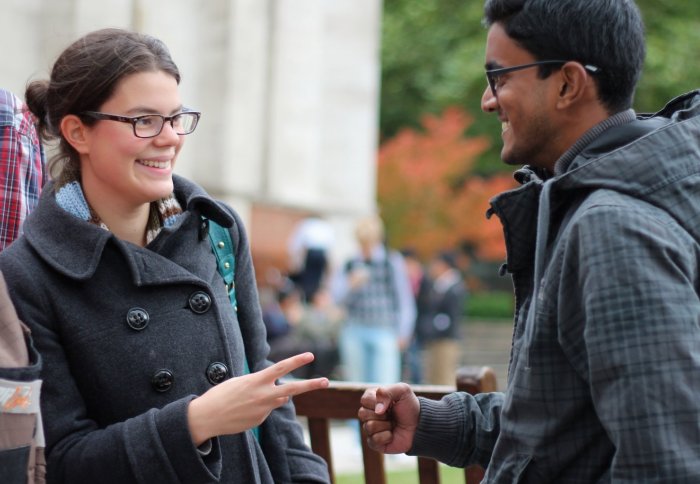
[{"x1": 0, "y1": 0, "x2": 382, "y2": 279}]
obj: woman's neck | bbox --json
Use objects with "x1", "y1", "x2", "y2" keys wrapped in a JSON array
[
  {"x1": 95, "y1": 202, "x2": 151, "y2": 246},
  {"x1": 97, "y1": 204, "x2": 151, "y2": 247}
]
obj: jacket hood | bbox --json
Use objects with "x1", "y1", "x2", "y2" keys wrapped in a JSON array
[
  {"x1": 22, "y1": 174, "x2": 235, "y2": 280},
  {"x1": 552, "y1": 89, "x2": 700, "y2": 242}
]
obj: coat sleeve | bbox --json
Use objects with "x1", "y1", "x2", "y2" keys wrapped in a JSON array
[
  {"x1": 409, "y1": 391, "x2": 504, "y2": 469},
  {"x1": 561, "y1": 202, "x2": 700, "y2": 480},
  {"x1": 229, "y1": 209, "x2": 330, "y2": 483}
]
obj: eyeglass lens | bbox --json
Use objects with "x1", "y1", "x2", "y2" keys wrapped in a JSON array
[{"x1": 135, "y1": 113, "x2": 199, "y2": 137}]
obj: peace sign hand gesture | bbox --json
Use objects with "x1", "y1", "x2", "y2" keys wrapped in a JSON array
[{"x1": 188, "y1": 352, "x2": 328, "y2": 445}]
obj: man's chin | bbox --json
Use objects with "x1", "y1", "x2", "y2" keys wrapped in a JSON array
[{"x1": 500, "y1": 149, "x2": 522, "y2": 166}]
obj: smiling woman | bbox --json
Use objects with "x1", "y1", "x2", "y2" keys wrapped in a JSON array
[{"x1": 0, "y1": 28, "x2": 330, "y2": 484}]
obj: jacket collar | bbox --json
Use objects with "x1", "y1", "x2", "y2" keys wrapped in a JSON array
[
  {"x1": 23, "y1": 174, "x2": 235, "y2": 281},
  {"x1": 489, "y1": 89, "x2": 700, "y2": 274}
]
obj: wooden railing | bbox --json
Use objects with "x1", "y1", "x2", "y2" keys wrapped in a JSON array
[{"x1": 293, "y1": 366, "x2": 498, "y2": 484}]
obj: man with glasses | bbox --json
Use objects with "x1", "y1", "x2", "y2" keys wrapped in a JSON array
[{"x1": 359, "y1": 0, "x2": 700, "y2": 482}]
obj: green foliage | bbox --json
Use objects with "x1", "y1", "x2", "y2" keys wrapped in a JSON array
[
  {"x1": 634, "y1": 0, "x2": 700, "y2": 112},
  {"x1": 381, "y1": 0, "x2": 700, "y2": 174},
  {"x1": 466, "y1": 291, "x2": 514, "y2": 320},
  {"x1": 380, "y1": 0, "x2": 501, "y2": 175}
]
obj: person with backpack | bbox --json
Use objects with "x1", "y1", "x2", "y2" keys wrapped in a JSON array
[{"x1": 0, "y1": 28, "x2": 330, "y2": 483}]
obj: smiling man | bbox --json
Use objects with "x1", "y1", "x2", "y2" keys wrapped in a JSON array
[{"x1": 358, "y1": 0, "x2": 700, "y2": 482}]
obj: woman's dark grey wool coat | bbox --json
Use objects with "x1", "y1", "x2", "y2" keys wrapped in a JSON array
[{"x1": 0, "y1": 175, "x2": 330, "y2": 484}]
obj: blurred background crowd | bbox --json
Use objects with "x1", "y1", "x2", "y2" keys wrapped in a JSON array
[{"x1": 260, "y1": 213, "x2": 470, "y2": 386}]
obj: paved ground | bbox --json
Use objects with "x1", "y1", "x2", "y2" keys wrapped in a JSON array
[{"x1": 298, "y1": 320, "x2": 514, "y2": 475}]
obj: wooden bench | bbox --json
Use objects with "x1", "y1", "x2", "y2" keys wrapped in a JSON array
[{"x1": 293, "y1": 366, "x2": 498, "y2": 484}]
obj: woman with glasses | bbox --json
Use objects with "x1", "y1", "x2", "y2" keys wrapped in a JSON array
[{"x1": 0, "y1": 28, "x2": 330, "y2": 483}]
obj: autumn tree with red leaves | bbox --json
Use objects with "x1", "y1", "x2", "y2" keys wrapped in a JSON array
[{"x1": 377, "y1": 107, "x2": 515, "y2": 263}]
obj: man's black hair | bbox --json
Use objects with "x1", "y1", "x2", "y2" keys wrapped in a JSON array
[{"x1": 483, "y1": 0, "x2": 646, "y2": 113}]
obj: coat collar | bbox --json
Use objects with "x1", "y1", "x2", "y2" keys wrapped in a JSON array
[{"x1": 23, "y1": 175, "x2": 235, "y2": 281}]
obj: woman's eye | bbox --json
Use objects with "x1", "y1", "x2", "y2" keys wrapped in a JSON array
[{"x1": 136, "y1": 116, "x2": 157, "y2": 127}]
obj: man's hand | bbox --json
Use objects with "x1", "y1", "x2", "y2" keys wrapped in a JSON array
[{"x1": 357, "y1": 383, "x2": 420, "y2": 454}]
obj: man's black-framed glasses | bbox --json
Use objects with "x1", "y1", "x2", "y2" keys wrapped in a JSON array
[
  {"x1": 80, "y1": 110, "x2": 201, "y2": 138},
  {"x1": 485, "y1": 60, "x2": 600, "y2": 96}
]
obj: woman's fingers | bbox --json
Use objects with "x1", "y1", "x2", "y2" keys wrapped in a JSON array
[
  {"x1": 263, "y1": 352, "x2": 316, "y2": 381},
  {"x1": 277, "y1": 376, "x2": 329, "y2": 397}
]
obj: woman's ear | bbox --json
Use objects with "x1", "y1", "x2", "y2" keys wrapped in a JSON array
[{"x1": 60, "y1": 115, "x2": 91, "y2": 154}]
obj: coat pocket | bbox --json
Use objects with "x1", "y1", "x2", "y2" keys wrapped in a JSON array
[
  {"x1": 285, "y1": 447, "x2": 330, "y2": 483},
  {"x1": 0, "y1": 445, "x2": 30, "y2": 484},
  {"x1": 487, "y1": 453, "x2": 537, "y2": 483}
]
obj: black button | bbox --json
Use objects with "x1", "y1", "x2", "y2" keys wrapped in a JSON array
[
  {"x1": 126, "y1": 308, "x2": 149, "y2": 331},
  {"x1": 199, "y1": 218, "x2": 209, "y2": 240},
  {"x1": 151, "y1": 369, "x2": 174, "y2": 392},
  {"x1": 189, "y1": 291, "x2": 212, "y2": 314},
  {"x1": 206, "y1": 362, "x2": 229, "y2": 385}
]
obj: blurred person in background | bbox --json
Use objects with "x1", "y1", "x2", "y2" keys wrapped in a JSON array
[
  {"x1": 0, "y1": 88, "x2": 46, "y2": 251},
  {"x1": 263, "y1": 281, "x2": 341, "y2": 379},
  {"x1": 399, "y1": 247, "x2": 428, "y2": 383},
  {"x1": 415, "y1": 251, "x2": 466, "y2": 385},
  {"x1": 301, "y1": 286, "x2": 343, "y2": 378},
  {"x1": 287, "y1": 215, "x2": 335, "y2": 303},
  {"x1": 0, "y1": 88, "x2": 46, "y2": 483},
  {"x1": 331, "y1": 214, "x2": 415, "y2": 384}
]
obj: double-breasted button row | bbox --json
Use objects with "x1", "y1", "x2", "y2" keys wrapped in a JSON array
[
  {"x1": 150, "y1": 362, "x2": 229, "y2": 392},
  {"x1": 125, "y1": 291, "x2": 214, "y2": 331}
]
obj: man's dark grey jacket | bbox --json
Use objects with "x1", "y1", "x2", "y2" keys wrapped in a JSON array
[{"x1": 410, "y1": 90, "x2": 700, "y2": 483}]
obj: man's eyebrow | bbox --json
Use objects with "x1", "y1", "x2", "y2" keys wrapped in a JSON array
[{"x1": 485, "y1": 61, "x2": 504, "y2": 70}]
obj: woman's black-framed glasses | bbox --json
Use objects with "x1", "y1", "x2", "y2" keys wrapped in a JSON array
[
  {"x1": 485, "y1": 60, "x2": 600, "y2": 96},
  {"x1": 80, "y1": 111, "x2": 201, "y2": 138}
]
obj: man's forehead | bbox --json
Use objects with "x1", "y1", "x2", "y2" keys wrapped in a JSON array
[{"x1": 484, "y1": 23, "x2": 533, "y2": 69}]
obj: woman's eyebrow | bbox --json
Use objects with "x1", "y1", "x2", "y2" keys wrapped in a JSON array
[{"x1": 124, "y1": 105, "x2": 184, "y2": 115}]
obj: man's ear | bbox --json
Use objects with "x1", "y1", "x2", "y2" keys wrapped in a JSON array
[
  {"x1": 555, "y1": 62, "x2": 593, "y2": 109},
  {"x1": 60, "y1": 115, "x2": 91, "y2": 154}
]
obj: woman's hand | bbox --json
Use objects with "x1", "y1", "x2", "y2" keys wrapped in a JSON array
[{"x1": 188, "y1": 352, "x2": 328, "y2": 445}]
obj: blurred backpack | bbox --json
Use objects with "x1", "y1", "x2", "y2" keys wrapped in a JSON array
[{"x1": 0, "y1": 272, "x2": 45, "y2": 483}]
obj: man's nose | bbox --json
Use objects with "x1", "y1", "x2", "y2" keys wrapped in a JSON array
[{"x1": 481, "y1": 84, "x2": 497, "y2": 113}]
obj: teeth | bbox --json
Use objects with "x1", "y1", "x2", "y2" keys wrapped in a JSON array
[
  {"x1": 139, "y1": 159, "x2": 170, "y2": 169},
  {"x1": 501, "y1": 121, "x2": 509, "y2": 133}
]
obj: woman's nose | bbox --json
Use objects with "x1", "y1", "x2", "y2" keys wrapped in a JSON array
[{"x1": 153, "y1": 121, "x2": 181, "y2": 145}]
